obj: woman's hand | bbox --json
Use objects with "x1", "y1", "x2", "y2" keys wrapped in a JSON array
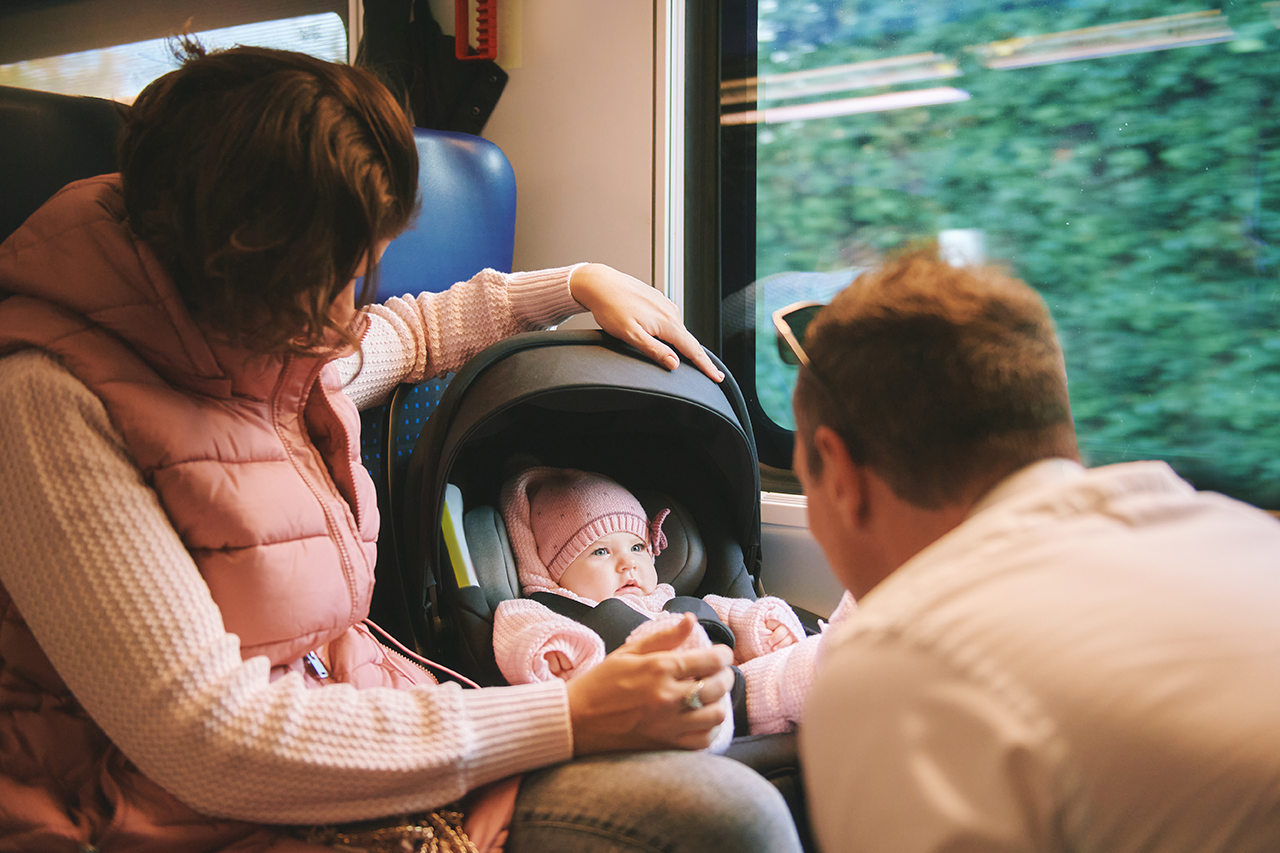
[
  {"x1": 569, "y1": 264, "x2": 725, "y2": 383},
  {"x1": 566, "y1": 613, "x2": 734, "y2": 754}
]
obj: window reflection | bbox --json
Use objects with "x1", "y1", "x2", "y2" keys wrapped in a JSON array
[
  {"x1": 0, "y1": 13, "x2": 347, "y2": 104},
  {"x1": 726, "y1": 1, "x2": 1280, "y2": 508}
]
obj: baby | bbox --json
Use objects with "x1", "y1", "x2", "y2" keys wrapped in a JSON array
[{"x1": 492, "y1": 466, "x2": 856, "y2": 738}]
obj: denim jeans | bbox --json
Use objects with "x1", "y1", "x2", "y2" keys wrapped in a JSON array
[{"x1": 506, "y1": 751, "x2": 802, "y2": 853}]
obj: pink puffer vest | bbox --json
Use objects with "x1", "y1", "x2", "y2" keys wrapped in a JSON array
[
  {"x1": 0, "y1": 176, "x2": 417, "y2": 684},
  {"x1": 0, "y1": 176, "x2": 434, "y2": 849}
]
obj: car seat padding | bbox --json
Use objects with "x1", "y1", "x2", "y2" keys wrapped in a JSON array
[
  {"x1": 462, "y1": 505, "x2": 520, "y2": 612},
  {"x1": 635, "y1": 492, "x2": 707, "y2": 595}
]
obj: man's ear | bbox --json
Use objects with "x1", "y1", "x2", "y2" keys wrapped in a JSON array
[{"x1": 812, "y1": 425, "x2": 870, "y2": 529}]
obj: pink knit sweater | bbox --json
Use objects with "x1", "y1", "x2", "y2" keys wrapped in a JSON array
[{"x1": 494, "y1": 584, "x2": 857, "y2": 735}]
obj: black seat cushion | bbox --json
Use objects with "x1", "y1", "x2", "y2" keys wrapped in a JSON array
[{"x1": 0, "y1": 86, "x2": 125, "y2": 245}]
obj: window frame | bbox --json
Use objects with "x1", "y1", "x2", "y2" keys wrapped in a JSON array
[{"x1": 685, "y1": 0, "x2": 802, "y2": 482}]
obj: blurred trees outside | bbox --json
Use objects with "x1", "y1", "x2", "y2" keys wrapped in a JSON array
[{"x1": 750, "y1": 0, "x2": 1280, "y2": 508}]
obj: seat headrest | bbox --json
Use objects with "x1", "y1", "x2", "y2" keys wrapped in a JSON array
[
  {"x1": 462, "y1": 504, "x2": 521, "y2": 612},
  {"x1": 636, "y1": 491, "x2": 706, "y2": 596},
  {"x1": 0, "y1": 86, "x2": 125, "y2": 245}
]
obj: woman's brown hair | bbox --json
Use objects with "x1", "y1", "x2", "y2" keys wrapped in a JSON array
[{"x1": 118, "y1": 42, "x2": 418, "y2": 355}]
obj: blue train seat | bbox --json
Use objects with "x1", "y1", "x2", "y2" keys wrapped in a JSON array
[
  {"x1": 374, "y1": 128, "x2": 516, "y2": 302},
  {"x1": 358, "y1": 127, "x2": 517, "y2": 495}
]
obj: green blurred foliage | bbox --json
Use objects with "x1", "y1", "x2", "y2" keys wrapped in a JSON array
[{"x1": 751, "y1": 0, "x2": 1280, "y2": 508}]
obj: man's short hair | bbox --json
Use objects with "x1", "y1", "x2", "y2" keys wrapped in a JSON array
[{"x1": 794, "y1": 246, "x2": 1075, "y2": 508}]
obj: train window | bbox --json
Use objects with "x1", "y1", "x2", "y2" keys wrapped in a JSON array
[
  {"x1": 719, "y1": 0, "x2": 1280, "y2": 509},
  {"x1": 0, "y1": 1, "x2": 349, "y2": 103}
]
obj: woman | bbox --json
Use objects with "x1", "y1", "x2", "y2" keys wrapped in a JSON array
[{"x1": 0, "y1": 45, "x2": 800, "y2": 852}]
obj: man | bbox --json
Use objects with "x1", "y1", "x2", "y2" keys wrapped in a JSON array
[{"x1": 790, "y1": 248, "x2": 1280, "y2": 853}]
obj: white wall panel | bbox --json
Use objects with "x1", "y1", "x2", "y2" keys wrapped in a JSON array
[{"x1": 433, "y1": 0, "x2": 658, "y2": 290}]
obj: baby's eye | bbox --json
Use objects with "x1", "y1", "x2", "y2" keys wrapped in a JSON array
[
  {"x1": 630, "y1": 543, "x2": 647, "y2": 553},
  {"x1": 591, "y1": 547, "x2": 609, "y2": 557}
]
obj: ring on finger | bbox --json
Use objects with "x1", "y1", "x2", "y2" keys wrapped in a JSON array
[{"x1": 681, "y1": 679, "x2": 705, "y2": 711}]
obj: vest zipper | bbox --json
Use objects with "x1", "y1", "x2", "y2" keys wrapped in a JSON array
[
  {"x1": 272, "y1": 355, "x2": 362, "y2": 624},
  {"x1": 364, "y1": 619, "x2": 480, "y2": 688}
]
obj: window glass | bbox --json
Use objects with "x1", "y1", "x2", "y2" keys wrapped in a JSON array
[
  {"x1": 0, "y1": 11, "x2": 347, "y2": 103},
  {"x1": 721, "y1": 0, "x2": 1280, "y2": 508}
]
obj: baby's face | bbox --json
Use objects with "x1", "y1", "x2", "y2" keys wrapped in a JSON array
[{"x1": 558, "y1": 531, "x2": 659, "y2": 602}]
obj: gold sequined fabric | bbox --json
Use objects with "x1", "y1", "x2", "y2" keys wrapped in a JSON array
[{"x1": 299, "y1": 809, "x2": 478, "y2": 853}]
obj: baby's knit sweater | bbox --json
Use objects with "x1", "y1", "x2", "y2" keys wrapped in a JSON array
[
  {"x1": 0, "y1": 267, "x2": 586, "y2": 825},
  {"x1": 494, "y1": 583, "x2": 857, "y2": 735}
]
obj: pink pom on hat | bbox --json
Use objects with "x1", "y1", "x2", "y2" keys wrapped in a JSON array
[{"x1": 501, "y1": 467, "x2": 669, "y2": 595}]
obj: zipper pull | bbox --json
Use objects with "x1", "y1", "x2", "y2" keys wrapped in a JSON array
[{"x1": 304, "y1": 650, "x2": 330, "y2": 680}]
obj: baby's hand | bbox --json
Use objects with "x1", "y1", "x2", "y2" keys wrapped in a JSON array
[
  {"x1": 546, "y1": 650, "x2": 574, "y2": 680},
  {"x1": 764, "y1": 618, "x2": 799, "y2": 652}
]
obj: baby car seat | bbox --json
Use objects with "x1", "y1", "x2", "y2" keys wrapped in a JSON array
[
  {"x1": 398, "y1": 329, "x2": 764, "y2": 679},
  {"x1": 394, "y1": 330, "x2": 817, "y2": 851}
]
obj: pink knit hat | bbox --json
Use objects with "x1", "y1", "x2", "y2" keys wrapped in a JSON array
[{"x1": 501, "y1": 467, "x2": 669, "y2": 595}]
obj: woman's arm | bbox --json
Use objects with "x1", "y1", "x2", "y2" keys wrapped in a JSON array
[
  {"x1": 338, "y1": 263, "x2": 724, "y2": 410},
  {"x1": 339, "y1": 265, "x2": 582, "y2": 409},
  {"x1": 0, "y1": 350, "x2": 574, "y2": 825}
]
